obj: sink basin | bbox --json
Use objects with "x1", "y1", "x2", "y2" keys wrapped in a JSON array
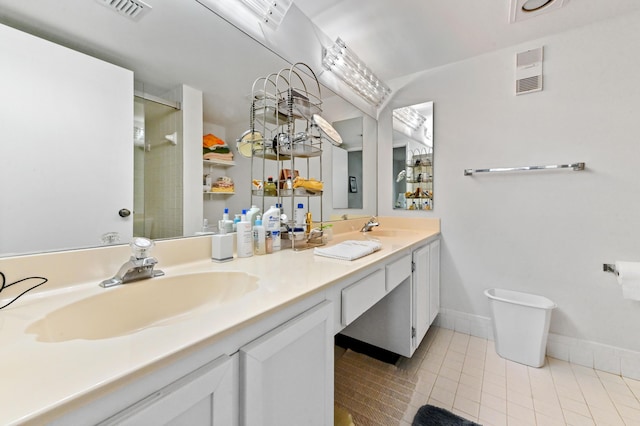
[{"x1": 26, "y1": 271, "x2": 259, "y2": 342}]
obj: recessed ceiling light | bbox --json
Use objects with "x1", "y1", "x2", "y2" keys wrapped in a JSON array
[
  {"x1": 522, "y1": 0, "x2": 554, "y2": 12},
  {"x1": 509, "y1": 0, "x2": 570, "y2": 23}
]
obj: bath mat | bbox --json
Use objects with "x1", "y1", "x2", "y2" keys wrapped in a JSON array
[
  {"x1": 412, "y1": 404, "x2": 482, "y2": 426},
  {"x1": 334, "y1": 349, "x2": 417, "y2": 425}
]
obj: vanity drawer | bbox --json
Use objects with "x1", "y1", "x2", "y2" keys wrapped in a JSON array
[
  {"x1": 385, "y1": 254, "x2": 412, "y2": 292},
  {"x1": 341, "y1": 268, "x2": 385, "y2": 326}
]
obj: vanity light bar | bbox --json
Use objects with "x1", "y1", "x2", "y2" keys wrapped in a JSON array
[
  {"x1": 239, "y1": 0, "x2": 293, "y2": 29},
  {"x1": 322, "y1": 38, "x2": 391, "y2": 107},
  {"x1": 393, "y1": 107, "x2": 427, "y2": 131}
]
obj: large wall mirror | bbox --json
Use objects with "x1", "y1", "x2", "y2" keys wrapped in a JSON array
[
  {"x1": 0, "y1": 0, "x2": 376, "y2": 257},
  {"x1": 392, "y1": 101, "x2": 434, "y2": 211}
]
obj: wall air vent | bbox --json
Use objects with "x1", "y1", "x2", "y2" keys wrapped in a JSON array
[
  {"x1": 95, "y1": 0, "x2": 152, "y2": 21},
  {"x1": 516, "y1": 47, "x2": 543, "y2": 95}
]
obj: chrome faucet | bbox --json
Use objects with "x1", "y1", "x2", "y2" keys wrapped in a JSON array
[
  {"x1": 100, "y1": 238, "x2": 164, "y2": 288},
  {"x1": 360, "y1": 216, "x2": 380, "y2": 232}
]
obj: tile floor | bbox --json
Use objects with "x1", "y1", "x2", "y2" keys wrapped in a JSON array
[{"x1": 395, "y1": 327, "x2": 640, "y2": 425}]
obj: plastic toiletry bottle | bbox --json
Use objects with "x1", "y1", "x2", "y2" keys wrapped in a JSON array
[
  {"x1": 246, "y1": 205, "x2": 261, "y2": 226},
  {"x1": 219, "y1": 208, "x2": 233, "y2": 234},
  {"x1": 271, "y1": 230, "x2": 281, "y2": 251},
  {"x1": 236, "y1": 210, "x2": 253, "y2": 258},
  {"x1": 265, "y1": 231, "x2": 273, "y2": 254},
  {"x1": 233, "y1": 214, "x2": 241, "y2": 232},
  {"x1": 264, "y1": 177, "x2": 277, "y2": 196},
  {"x1": 263, "y1": 204, "x2": 280, "y2": 233},
  {"x1": 305, "y1": 212, "x2": 312, "y2": 234},
  {"x1": 295, "y1": 203, "x2": 305, "y2": 227},
  {"x1": 253, "y1": 215, "x2": 266, "y2": 255}
]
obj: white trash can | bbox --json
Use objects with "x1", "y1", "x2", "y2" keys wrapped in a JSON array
[{"x1": 485, "y1": 288, "x2": 556, "y2": 368}]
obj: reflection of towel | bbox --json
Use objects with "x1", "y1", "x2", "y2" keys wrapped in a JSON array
[
  {"x1": 314, "y1": 240, "x2": 382, "y2": 261},
  {"x1": 203, "y1": 133, "x2": 225, "y2": 148},
  {"x1": 204, "y1": 152, "x2": 234, "y2": 161}
]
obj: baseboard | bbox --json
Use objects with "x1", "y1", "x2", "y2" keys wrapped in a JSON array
[{"x1": 435, "y1": 308, "x2": 640, "y2": 380}]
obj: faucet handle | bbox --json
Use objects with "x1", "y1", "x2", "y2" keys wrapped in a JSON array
[{"x1": 130, "y1": 237, "x2": 154, "y2": 259}]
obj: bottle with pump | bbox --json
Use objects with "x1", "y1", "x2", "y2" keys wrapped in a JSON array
[
  {"x1": 236, "y1": 210, "x2": 253, "y2": 258},
  {"x1": 219, "y1": 208, "x2": 233, "y2": 234},
  {"x1": 253, "y1": 215, "x2": 266, "y2": 255},
  {"x1": 263, "y1": 205, "x2": 280, "y2": 251},
  {"x1": 233, "y1": 214, "x2": 241, "y2": 232},
  {"x1": 246, "y1": 205, "x2": 261, "y2": 227}
]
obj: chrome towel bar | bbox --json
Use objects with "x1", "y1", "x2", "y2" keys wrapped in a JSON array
[{"x1": 464, "y1": 162, "x2": 585, "y2": 176}]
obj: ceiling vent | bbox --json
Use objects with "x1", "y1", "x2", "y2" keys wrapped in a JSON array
[
  {"x1": 516, "y1": 47, "x2": 543, "y2": 95},
  {"x1": 510, "y1": 0, "x2": 570, "y2": 23},
  {"x1": 95, "y1": 0, "x2": 152, "y2": 21}
]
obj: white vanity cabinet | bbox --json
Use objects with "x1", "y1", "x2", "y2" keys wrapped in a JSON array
[
  {"x1": 339, "y1": 237, "x2": 441, "y2": 358},
  {"x1": 240, "y1": 301, "x2": 333, "y2": 426},
  {"x1": 97, "y1": 354, "x2": 238, "y2": 426}
]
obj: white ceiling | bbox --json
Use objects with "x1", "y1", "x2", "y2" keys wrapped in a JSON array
[
  {"x1": 1, "y1": 0, "x2": 639, "y2": 124},
  {"x1": 294, "y1": 0, "x2": 640, "y2": 84}
]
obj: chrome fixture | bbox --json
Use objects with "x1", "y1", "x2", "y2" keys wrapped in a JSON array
[
  {"x1": 239, "y1": 0, "x2": 293, "y2": 29},
  {"x1": 322, "y1": 38, "x2": 391, "y2": 107},
  {"x1": 464, "y1": 162, "x2": 585, "y2": 176},
  {"x1": 100, "y1": 237, "x2": 164, "y2": 288},
  {"x1": 360, "y1": 217, "x2": 380, "y2": 232},
  {"x1": 603, "y1": 264, "x2": 619, "y2": 276}
]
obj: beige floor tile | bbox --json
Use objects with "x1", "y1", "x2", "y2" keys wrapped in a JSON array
[
  {"x1": 430, "y1": 386, "x2": 456, "y2": 407},
  {"x1": 506, "y1": 389, "x2": 534, "y2": 410},
  {"x1": 616, "y1": 403, "x2": 640, "y2": 424},
  {"x1": 507, "y1": 415, "x2": 535, "y2": 425},
  {"x1": 533, "y1": 397, "x2": 564, "y2": 419},
  {"x1": 481, "y1": 392, "x2": 507, "y2": 413},
  {"x1": 588, "y1": 404, "x2": 625, "y2": 426},
  {"x1": 479, "y1": 404, "x2": 508, "y2": 426},
  {"x1": 484, "y1": 371, "x2": 507, "y2": 387},
  {"x1": 507, "y1": 400, "x2": 536, "y2": 424},
  {"x1": 453, "y1": 395, "x2": 480, "y2": 418},
  {"x1": 428, "y1": 396, "x2": 453, "y2": 411},
  {"x1": 439, "y1": 365, "x2": 462, "y2": 382},
  {"x1": 558, "y1": 395, "x2": 591, "y2": 417},
  {"x1": 563, "y1": 409, "x2": 595, "y2": 426},
  {"x1": 534, "y1": 411, "x2": 567, "y2": 426},
  {"x1": 456, "y1": 382, "x2": 482, "y2": 403},
  {"x1": 452, "y1": 408, "x2": 477, "y2": 422},
  {"x1": 483, "y1": 381, "x2": 508, "y2": 399},
  {"x1": 434, "y1": 375, "x2": 458, "y2": 393},
  {"x1": 460, "y1": 372, "x2": 484, "y2": 389}
]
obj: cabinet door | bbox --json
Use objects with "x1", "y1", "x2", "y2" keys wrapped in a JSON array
[
  {"x1": 98, "y1": 354, "x2": 238, "y2": 426},
  {"x1": 240, "y1": 301, "x2": 333, "y2": 426},
  {"x1": 429, "y1": 238, "x2": 441, "y2": 325},
  {"x1": 413, "y1": 244, "x2": 431, "y2": 350}
]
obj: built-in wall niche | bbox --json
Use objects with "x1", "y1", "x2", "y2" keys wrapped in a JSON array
[
  {"x1": 392, "y1": 101, "x2": 434, "y2": 211},
  {"x1": 331, "y1": 117, "x2": 363, "y2": 209}
]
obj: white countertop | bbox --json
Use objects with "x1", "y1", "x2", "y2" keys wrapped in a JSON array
[{"x1": 0, "y1": 218, "x2": 439, "y2": 425}]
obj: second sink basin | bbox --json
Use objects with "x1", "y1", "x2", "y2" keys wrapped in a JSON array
[{"x1": 26, "y1": 271, "x2": 259, "y2": 342}]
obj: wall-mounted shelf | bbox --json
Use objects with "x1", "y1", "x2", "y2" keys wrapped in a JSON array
[
  {"x1": 204, "y1": 191, "x2": 235, "y2": 195},
  {"x1": 204, "y1": 159, "x2": 235, "y2": 167}
]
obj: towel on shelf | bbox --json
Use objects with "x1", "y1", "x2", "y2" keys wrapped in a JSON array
[
  {"x1": 314, "y1": 240, "x2": 382, "y2": 261},
  {"x1": 203, "y1": 133, "x2": 225, "y2": 148}
]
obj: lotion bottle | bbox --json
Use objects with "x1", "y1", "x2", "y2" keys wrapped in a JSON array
[
  {"x1": 253, "y1": 215, "x2": 266, "y2": 255},
  {"x1": 236, "y1": 210, "x2": 253, "y2": 258}
]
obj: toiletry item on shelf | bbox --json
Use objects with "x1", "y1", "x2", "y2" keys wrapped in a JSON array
[
  {"x1": 253, "y1": 216, "x2": 266, "y2": 255},
  {"x1": 218, "y1": 208, "x2": 233, "y2": 234},
  {"x1": 247, "y1": 205, "x2": 261, "y2": 227},
  {"x1": 212, "y1": 232, "x2": 234, "y2": 262},
  {"x1": 305, "y1": 212, "x2": 312, "y2": 234},
  {"x1": 271, "y1": 230, "x2": 281, "y2": 251},
  {"x1": 295, "y1": 203, "x2": 305, "y2": 227},
  {"x1": 233, "y1": 214, "x2": 241, "y2": 232},
  {"x1": 264, "y1": 177, "x2": 277, "y2": 196},
  {"x1": 236, "y1": 210, "x2": 253, "y2": 258},
  {"x1": 265, "y1": 231, "x2": 273, "y2": 254}
]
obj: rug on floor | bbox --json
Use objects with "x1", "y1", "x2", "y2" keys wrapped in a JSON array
[
  {"x1": 334, "y1": 349, "x2": 417, "y2": 426},
  {"x1": 412, "y1": 404, "x2": 482, "y2": 426}
]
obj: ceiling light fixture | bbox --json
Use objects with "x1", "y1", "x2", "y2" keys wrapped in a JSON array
[
  {"x1": 238, "y1": 0, "x2": 293, "y2": 29},
  {"x1": 509, "y1": 0, "x2": 570, "y2": 23},
  {"x1": 393, "y1": 107, "x2": 426, "y2": 131},
  {"x1": 322, "y1": 38, "x2": 391, "y2": 107}
]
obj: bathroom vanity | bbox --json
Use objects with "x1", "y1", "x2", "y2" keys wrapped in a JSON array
[{"x1": 0, "y1": 217, "x2": 439, "y2": 425}]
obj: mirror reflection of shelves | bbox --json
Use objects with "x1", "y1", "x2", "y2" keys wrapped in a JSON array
[
  {"x1": 402, "y1": 150, "x2": 433, "y2": 211},
  {"x1": 203, "y1": 159, "x2": 235, "y2": 196}
]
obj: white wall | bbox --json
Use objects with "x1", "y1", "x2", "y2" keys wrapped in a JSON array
[{"x1": 380, "y1": 11, "x2": 640, "y2": 352}]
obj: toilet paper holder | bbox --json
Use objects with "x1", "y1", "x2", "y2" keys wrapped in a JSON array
[{"x1": 603, "y1": 264, "x2": 619, "y2": 275}]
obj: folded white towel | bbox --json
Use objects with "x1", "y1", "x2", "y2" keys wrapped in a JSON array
[{"x1": 313, "y1": 240, "x2": 382, "y2": 261}]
